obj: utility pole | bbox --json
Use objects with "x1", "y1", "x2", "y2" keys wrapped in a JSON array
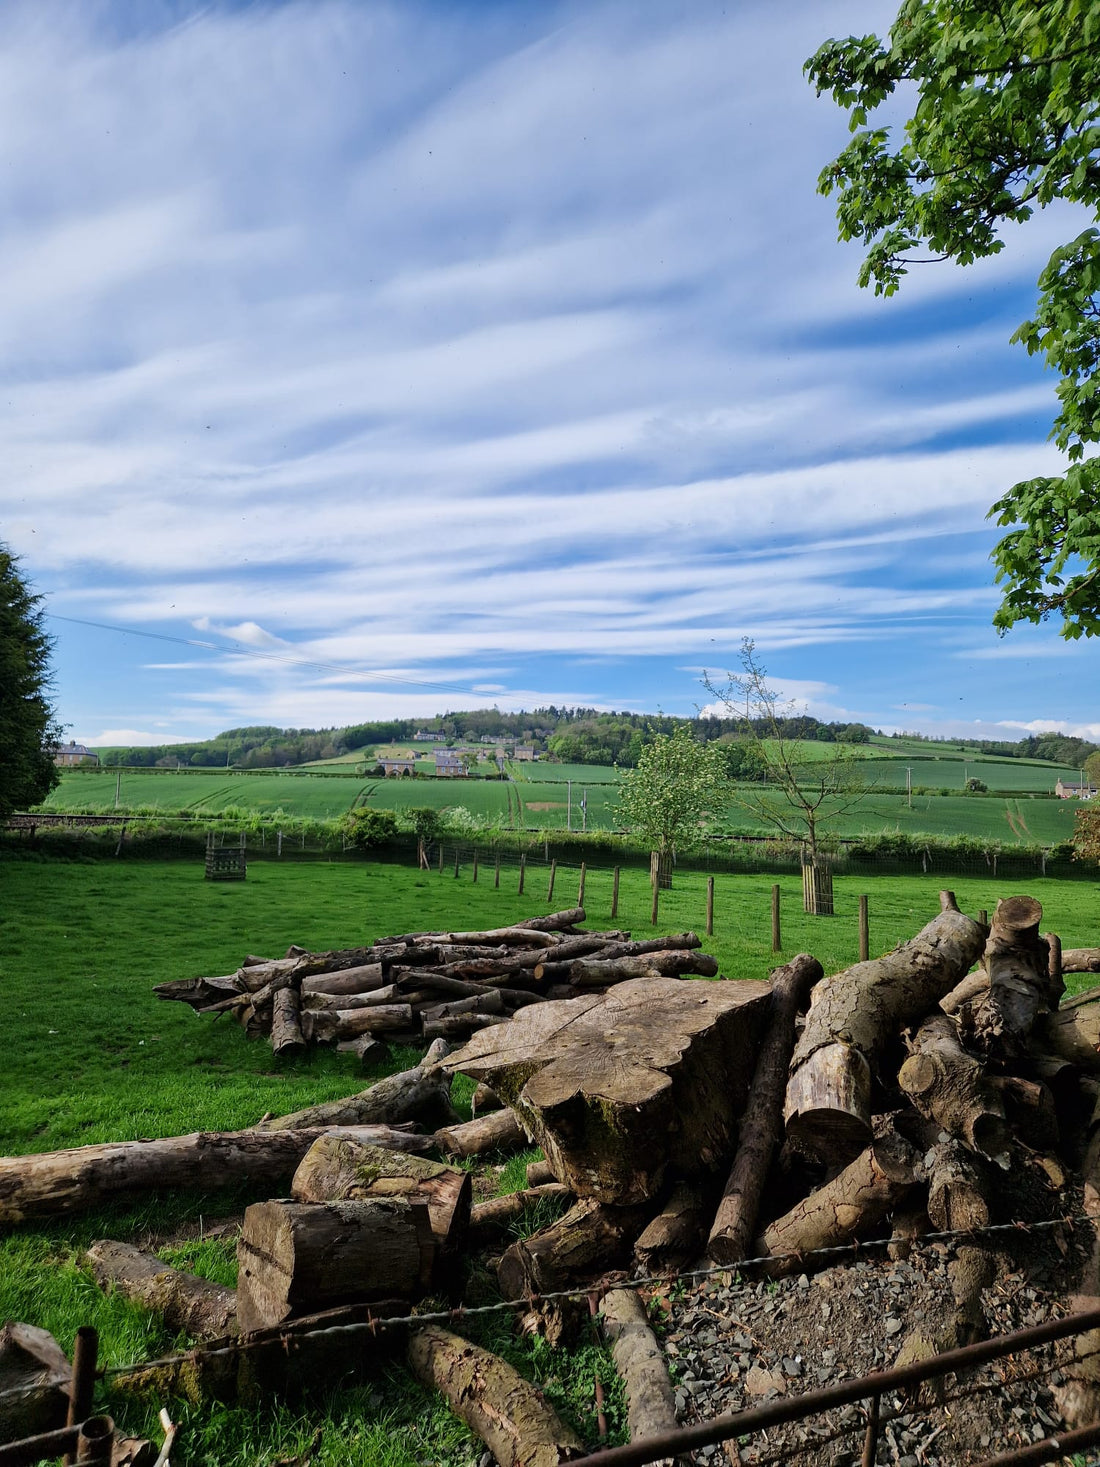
[
  {"x1": 907, "y1": 767, "x2": 912, "y2": 809},
  {"x1": 581, "y1": 789, "x2": 588, "y2": 833},
  {"x1": 567, "y1": 779, "x2": 572, "y2": 831},
  {"x1": 115, "y1": 770, "x2": 121, "y2": 809}
]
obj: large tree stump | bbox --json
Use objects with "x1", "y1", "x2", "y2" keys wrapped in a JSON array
[
  {"x1": 291, "y1": 1135, "x2": 471, "y2": 1257},
  {"x1": 0, "y1": 1322, "x2": 71, "y2": 1441},
  {"x1": 236, "y1": 1197, "x2": 435, "y2": 1334},
  {"x1": 957, "y1": 896, "x2": 1050, "y2": 1058},
  {"x1": 407, "y1": 1325, "x2": 584, "y2": 1467},
  {"x1": 86, "y1": 1241, "x2": 238, "y2": 1339},
  {"x1": 707, "y1": 954, "x2": 822, "y2": 1263},
  {"x1": 445, "y1": 977, "x2": 771, "y2": 1204},
  {"x1": 0, "y1": 1123, "x2": 430, "y2": 1225},
  {"x1": 785, "y1": 903, "x2": 986, "y2": 1162}
]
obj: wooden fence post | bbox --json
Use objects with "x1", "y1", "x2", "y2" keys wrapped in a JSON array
[
  {"x1": 546, "y1": 860, "x2": 557, "y2": 904},
  {"x1": 611, "y1": 866, "x2": 620, "y2": 920},
  {"x1": 494, "y1": 853, "x2": 500, "y2": 889},
  {"x1": 706, "y1": 876, "x2": 714, "y2": 937},
  {"x1": 518, "y1": 854, "x2": 526, "y2": 895},
  {"x1": 453, "y1": 848, "x2": 460, "y2": 878},
  {"x1": 438, "y1": 845, "x2": 443, "y2": 874},
  {"x1": 578, "y1": 862, "x2": 586, "y2": 908},
  {"x1": 859, "y1": 893, "x2": 869, "y2": 962},
  {"x1": 472, "y1": 851, "x2": 479, "y2": 884},
  {"x1": 771, "y1": 883, "x2": 781, "y2": 953},
  {"x1": 651, "y1": 882, "x2": 659, "y2": 926}
]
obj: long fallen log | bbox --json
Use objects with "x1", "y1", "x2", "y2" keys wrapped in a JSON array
[
  {"x1": 784, "y1": 898, "x2": 986, "y2": 1162},
  {"x1": 407, "y1": 1325, "x2": 584, "y2": 1467},
  {"x1": 707, "y1": 953, "x2": 823, "y2": 1264},
  {"x1": 256, "y1": 1042, "x2": 457, "y2": 1131},
  {"x1": 566, "y1": 952, "x2": 719, "y2": 986},
  {"x1": 434, "y1": 1108, "x2": 527, "y2": 1159},
  {"x1": 300, "y1": 1003, "x2": 414, "y2": 1045},
  {"x1": 0, "y1": 1123, "x2": 431, "y2": 1225},
  {"x1": 86, "y1": 1241, "x2": 238, "y2": 1339},
  {"x1": 1065, "y1": 949, "x2": 1100, "y2": 974},
  {"x1": 599, "y1": 1289, "x2": 679, "y2": 1452}
]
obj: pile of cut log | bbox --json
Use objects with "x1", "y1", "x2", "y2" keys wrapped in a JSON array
[{"x1": 152, "y1": 907, "x2": 720, "y2": 1059}]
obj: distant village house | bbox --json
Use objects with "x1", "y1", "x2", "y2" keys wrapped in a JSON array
[
  {"x1": 414, "y1": 729, "x2": 446, "y2": 741},
  {"x1": 434, "y1": 751, "x2": 465, "y2": 777},
  {"x1": 1056, "y1": 778, "x2": 1097, "y2": 799},
  {"x1": 53, "y1": 741, "x2": 99, "y2": 767},
  {"x1": 379, "y1": 757, "x2": 417, "y2": 777},
  {"x1": 512, "y1": 745, "x2": 538, "y2": 762}
]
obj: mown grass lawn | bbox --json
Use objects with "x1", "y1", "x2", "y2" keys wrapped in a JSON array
[{"x1": 3, "y1": 854, "x2": 1098, "y2": 1464}]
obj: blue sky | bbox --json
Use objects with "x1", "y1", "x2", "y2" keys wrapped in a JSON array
[{"x1": 3, "y1": 0, "x2": 1098, "y2": 747}]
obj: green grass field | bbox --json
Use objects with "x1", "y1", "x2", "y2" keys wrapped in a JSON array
[{"x1": 3, "y1": 854, "x2": 1100, "y2": 1463}]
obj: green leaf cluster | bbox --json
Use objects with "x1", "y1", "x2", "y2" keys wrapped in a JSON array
[
  {"x1": 615, "y1": 726, "x2": 724, "y2": 857},
  {"x1": 807, "y1": 1, "x2": 1100, "y2": 637},
  {"x1": 0, "y1": 546, "x2": 61, "y2": 817}
]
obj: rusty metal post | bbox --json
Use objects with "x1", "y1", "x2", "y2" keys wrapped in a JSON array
[
  {"x1": 75, "y1": 1416, "x2": 114, "y2": 1465},
  {"x1": 63, "y1": 1327, "x2": 97, "y2": 1466},
  {"x1": 860, "y1": 1393, "x2": 880, "y2": 1467}
]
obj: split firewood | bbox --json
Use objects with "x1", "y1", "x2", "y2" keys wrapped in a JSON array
[
  {"x1": 86, "y1": 1241, "x2": 238, "y2": 1339},
  {"x1": 1064, "y1": 949, "x2": 1100, "y2": 974},
  {"x1": 291, "y1": 1135, "x2": 471, "y2": 1256},
  {"x1": 957, "y1": 896, "x2": 1050, "y2": 1058},
  {"x1": 785, "y1": 900, "x2": 986, "y2": 1162},
  {"x1": 468, "y1": 1185, "x2": 572, "y2": 1243},
  {"x1": 236, "y1": 1196, "x2": 436, "y2": 1333},
  {"x1": 897, "y1": 1014, "x2": 1008, "y2": 1159},
  {"x1": 599, "y1": 1289, "x2": 679, "y2": 1454},
  {"x1": 707, "y1": 953, "x2": 823, "y2": 1264},
  {"x1": 256, "y1": 1043, "x2": 457, "y2": 1131},
  {"x1": 446, "y1": 976, "x2": 771, "y2": 1204},
  {"x1": 1036, "y1": 985, "x2": 1100, "y2": 1070},
  {"x1": 633, "y1": 1181, "x2": 708, "y2": 1274},
  {"x1": 0, "y1": 1322, "x2": 71, "y2": 1441},
  {"x1": 434, "y1": 1107, "x2": 527, "y2": 1159},
  {"x1": 407, "y1": 1325, "x2": 584, "y2": 1467},
  {"x1": 565, "y1": 952, "x2": 719, "y2": 987},
  {"x1": 0, "y1": 1123, "x2": 430, "y2": 1225},
  {"x1": 300, "y1": 1003, "x2": 414, "y2": 1045},
  {"x1": 271, "y1": 987, "x2": 305, "y2": 1058},
  {"x1": 756, "y1": 1128, "x2": 922, "y2": 1274},
  {"x1": 497, "y1": 1197, "x2": 653, "y2": 1299}
]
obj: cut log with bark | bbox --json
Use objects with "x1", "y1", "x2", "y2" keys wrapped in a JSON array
[
  {"x1": 434, "y1": 1107, "x2": 527, "y2": 1159},
  {"x1": 957, "y1": 896, "x2": 1050, "y2": 1058},
  {"x1": 256, "y1": 1045, "x2": 457, "y2": 1131},
  {"x1": 299, "y1": 963, "x2": 387, "y2": 997},
  {"x1": 633, "y1": 1181, "x2": 708, "y2": 1274},
  {"x1": 497, "y1": 1197, "x2": 653, "y2": 1299},
  {"x1": 422, "y1": 1013, "x2": 510, "y2": 1043},
  {"x1": 785, "y1": 904, "x2": 986, "y2": 1163},
  {"x1": 707, "y1": 953, "x2": 823, "y2": 1264},
  {"x1": 86, "y1": 1241, "x2": 238, "y2": 1339},
  {"x1": 565, "y1": 952, "x2": 719, "y2": 986},
  {"x1": 471, "y1": 1082, "x2": 503, "y2": 1116},
  {"x1": 446, "y1": 976, "x2": 771, "y2": 1204},
  {"x1": 897, "y1": 1014, "x2": 1008, "y2": 1159},
  {"x1": 336, "y1": 1036, "x2": 388, "y2": 1066},
  {"x1": 236, "y1": 1196, "x2": 436, "y2": 1334},
  {"x1": 271, "y1": 987, "x2": 305, "y2": 1058},
  {"x1": 1065, "y1": 949, "x2": 1100, "y2": 974},
  {"x1": 0, "y1": 1123, "x2": 431, "y2": 1225},
  {"x1": 300, "y1": 1003, "x2": 414, "y2": 1045},
  {"x1": 923, "y1": 1135, "x2": 991, "y2": 1233},
  {"x1": 300, "y1": 985, "x2": 401, "y2": 1011},
  {"x1": 291, "y1": 1135, "x2": 471, "y2": 1256},
  {"x1": 407, "y1": 1325, "x2": 584, "y2": 1467},
  {"x1": 1037, "y1": 986, "x2": 1100, "y2": 1070},
  {"x1": 468, "y1": 1185, "x2": 572, "y2": 1243},
  {"x1": 599, "y1": 1289, "x2": 679, "y2": 1453},
  {"x1": 526, "y1": 1158, "x2": 557, "y2": 1187},
  {"x1": 0, "y1": 1322, "x2": 71, "y2": 1441},
  {"x1": 757, "y1": 1128, "x2": 922, "y2": 1274}
]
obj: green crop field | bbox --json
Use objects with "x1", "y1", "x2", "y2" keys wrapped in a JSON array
[{"x1": 3, "y1": 853, "x2": 1100, "y2": 1464}]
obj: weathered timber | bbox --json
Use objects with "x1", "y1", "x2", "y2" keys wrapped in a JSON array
[
  {"x1": 422, "y1": 1013, "x2": 509, "y2": 1042},
  {"x1": 757, "y1": 1129, "x2": 921, "y2": 1274},
  {"x1": 923, "y1": 1135, "x2": 991, "y2": 1233},
  {"x1": 471, "y1": 1082, "x2": 503, "y2": 1116},
  {"x1": 534, "y1": 934, "x2": 704, "y2": 984},
  {"x1": 420, "y1": 991, "x2": 506, "y2": 1022},
  {"x1": 256, "y1": 1044, "x2": 457, "y2": 1131},
  {"x1": 434, "y1": 1108, "x2": 527, "y2": 1159},
  {"x1": 514, "y1": 908, "x2": 587, "y2": 932},
  {"x1": 86, "y1": 1242, "x2": 238, "y2": 1339},
  {"x1": 958, "y1": 896, "x2": 1050, "y2": 1058},
  {"x1": 1065, "y1": 949, "x2": 1100, "y2": 974},
  {"x1": 299, "y1": 963, "x2": 387, "y2": 997},
  {"x1": 497, "y1": 1197, "x2": 653, "y2": 1299},
  {"x1": 291, "y1": 1136, "x2": 471, "y2": 1255},
  {"x1": 407, "y1": 1325, "x2": 584, "y2": 1467},
  {"x1": 991, "y1": 1073, "x2": 1060, "y2": 1150},
  {"x1": 468, "y1": 1185, "x2": 572, "y2": 1243},
  {"x1": 526, "y1": 1159, "x2": 558, "y2": 1186},
  {"x1": 271, "y1": 987, "x2": 305, "y2": 1058},
  {"x1": 300, "y1": 985, "x2": 400, "y2": 1011},
  {"x1": 335, "y1": 1036, "x2": 388, "y2": 1065},
  {"x1": 940, "y1": 971, "x2": 989, "y2": 1016},
  {"x1": 707, "y1": 953, "x2": 823, "y2": 1263},
  {"x1": 300, "y1": 1003, "x2": 414, "y2": 1045},
  {"x1": 897, "y1": 1013, "x2": 1008, "y2": 1158},
  {"x1": 438, "y1": 926, "x2": 559, "y2": 949},
  {"x1": 0, "y1": 1124, "x2": 430, "y2": 1225},
  {"x1": 633, "y1": 1181, "x2": 708, "y2": 1273},
  {"x1": 0, "y1": 1323, "x2": 70, "y2": 1441},
  {"x1": 445, "y1": 976, "x2": 771, "y2": 1204},
  {"x1": 236, "y1": 1197, "x2": 435, "y2": 1334},
  {"x1": 599, "y1": 1290, "x2": 679, "y2": 1452},
  {"x1": 1037, "y1": 986, "x2": 1100, "y2": 1070},
  {"x1": 784, "y1": 905, "x2": 986, "y2": 1163},
  {"x1": 153, "y1": 974, "x2": 243, "y2": 1010},
  {"x1": 566, "y1": 951, "x2": 718, "y2": 986}
]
